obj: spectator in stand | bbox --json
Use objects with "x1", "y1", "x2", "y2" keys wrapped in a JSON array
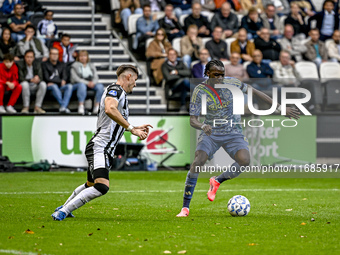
[
  {"x1": 7, "y1": 3, "x2": 31, "y2": 42},
  {"x1": 254, "y1": 27, "x2": 281, "y2": 61},
  {"x1": 308, "y1": 0, "x2": 339, "y2": 41},
  {"x1": 23, "y1": 0, "x2": 44, "y2": 18},
  {"x1": 262, "y1": 0, "x2": 290, "y2": 16},
  {"x1": 140, "y1": 0, "x2": 166, "y2": 11},
  {"x1": 184, "y1": 3, "x2": 210, "y2": 37},
  {"x1": 270, "y1": 50, "x2": 299, "y2": 86},
  {"x1": 71, "y1": 50, "x2": 104, "y2": 114},
  {"x1": 116, "y1": 0, "x2": 142, "y2": 33},
  {"x1": 0, "y1": 0, "x2": 21, "y2": 15},
  {"x1": 180, "y1": 24, "x2": 203, "y2": 68},
  {"x1": 279, "y1": 24, "x2": 306, "y2": 62},
  {"x1": 284, "y1": 2, "x2": 308, "y2": 36},
  {"x1": 210, "y1": 2, "x2": 238, "y2": 39},
  {"x1": 0, "y1": 28, "x2": 19, "y2": 62},
  {"x1": 192, "y1": 48, "x2": 210, "y2": 78},
  {"x1": 240, "y1": 0, "x2": 264, "y2": 14},
  {"x1": 168, "y1": 0, "x2": 192, "y2": 19},
  {"x1": 328, "y1": 30, "x2": 340, "y2": 62},
  {"x1": 227, "y1": 0, "x2": 243, "y2": 12},
  {"x1": 205, "y1": 26, "x2": 228, "y2": 61},
  {"x1": 240, "y1": 7, "x2": 264, "y2": 39},
  {"x1": 304, "y1": 28, "x2": 328, "y2": 68},
  {"x1": 146, "y1": 28, "x2": 172, "y2": 85},
  {"x1": 231, "y1": 28, "x2": 256, "y2": 62},
  {"x1": 0, "y1": 53, "x2": 22, "y2": 113},
  {"x1": 17, "y1": 25, "x2": 48, "y2": 61},
  {"x1": 17, "y1": 49, "x2": 46, "y2": 113},
  {"x1": 193, "y1": 0, "x2": 215, "y2": 14},
  {"x1": 133, "y1": 4, "x2": 159, "y2": 50},
  {"x1": 225, "y1": 52, "x2": 249, "y2": 81},
  {"x1": 246, "y1": 49, "x2": 274, "y2": 91},
  {"x1": 42, "y1": 48, "x2": 73, "y2": 113},
  {"x1": 290, "y1": 0, "x2": 316, "y2": 17},
  {"x1": 260, "y1": 4, "x2": 283, "y2": 39},
  {"x1": 158, "y1": 4, "x2": 184, "y2": 42},
  {"x1": 162, "y1": 48, "x2": 191, "y2": 113},
  {"x1": 37, "y1": 10, "x2": 58, "y2": 44},
  {"x1": 52, "y1": 33, "x2": 77, "y2": 64}
]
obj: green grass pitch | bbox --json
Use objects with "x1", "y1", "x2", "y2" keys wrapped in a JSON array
[{"x1": 0, "y1": 171, "x2": 339, "y2": 255}]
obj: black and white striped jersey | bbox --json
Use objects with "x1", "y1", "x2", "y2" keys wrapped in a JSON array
[{"x1": 90, "y1": 83, "x2": 129, "y2": 158}]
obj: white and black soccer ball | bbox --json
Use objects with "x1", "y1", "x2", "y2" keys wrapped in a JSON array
[{"x1": 227, "y1": 195, "x2": 250, "y2": 216}]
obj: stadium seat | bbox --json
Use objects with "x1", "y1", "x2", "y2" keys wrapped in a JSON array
[
  {"x1": 280, "y1": 15, "x2": 287, "y2": 29},
  {"x1": 295, "y1": 61, "x2": 319, "y2": 79},
  {"x1": 172, "y1": 37, "x2": 181, "y2": 56},
  {"x1": 179, "y1": 14, "x2": 189, "y2": 27},
  {"x1": 204, "y1": 12, "x2": 215, "y2": 22},
  {"x1": 325, "y1": 39, "x2": 333, "y2": 49},
  {"x1": 128, "y1": 13, "x2": 143, "y2": 35},
  {"x1": 243, "y1": 61, "x2": 251, "y2": 69},
  {"x1": 146, "y1": 37, "x2": 154, "y2": 49},
  {"x1": 225, "y1": 37, "x2": 236, "y2": 57},
  {"x1": 111, "y1": 0, "x2": 120, "y2": 10},
  {"x1": 320, "y1": 62, "x2": 340, "y2": 81},
  {"x1": 30, "y1": 13, "x2": 44, "y2": 28},
  {"x1": 191, "y1": 60, "x2": 200, "y2": 68},
  {"x1": 202, "y1": 37, "x2": 211, "y2": 47},
  {"x1": 324, "y1": 79, "x2": 340, "y2": 106}
]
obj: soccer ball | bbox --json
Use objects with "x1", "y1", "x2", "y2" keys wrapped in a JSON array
[{"x1": 227, "y1": 195, "x2": 250, "y2": 216}]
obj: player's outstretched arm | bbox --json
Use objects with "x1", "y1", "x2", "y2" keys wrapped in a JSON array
[
  {"x1": 190, "y1": 115, "x2": 212, "y2": 136},
  {"x1": 104, "y1": 97, "x2": 148, "y2": 140},
  {"x1": 249, "y1": 85, "x2": 300, "y2": 120}
]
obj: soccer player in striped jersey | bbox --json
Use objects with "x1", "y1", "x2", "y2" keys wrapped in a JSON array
[
  {"x1": 177, "y1": 60, "x2": 300, "y2": 217},
  {"x1": 52, "y1": 64, "x2": 152, "y2": 221}
]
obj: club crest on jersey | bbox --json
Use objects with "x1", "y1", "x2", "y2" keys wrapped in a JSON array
[{"x1": 108, "y1": 90, "x2": 117, "y2": 96}]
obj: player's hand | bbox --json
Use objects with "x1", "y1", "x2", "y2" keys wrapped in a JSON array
[
  {"x1": 134, "y1": 124, "x2": 153, "y2": 135},
  {"x1": 202, "y1": 124, "x2": 212, "y2": 136},
  {"x1": 131, "y1": 128, "x2": 148, "y2": 140},
  {"x1": 285, "y1": 107, "x2": 300, "y2": 120}
]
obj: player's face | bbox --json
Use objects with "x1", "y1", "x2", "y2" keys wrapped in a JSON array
[
  {"x1": 126, "y1": 74, "x2": 138, "y2": 94},
  {"x1": 207, "y1": 66, "x2": 225, "y2": 83}
]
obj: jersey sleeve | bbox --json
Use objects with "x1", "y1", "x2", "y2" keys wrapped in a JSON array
[
  {"x1": 189, "y1": 85, "x2": 203, "y2": 116},
  {"x1": 228, "y1": 78, "x2": 248, "y2": 94},
  {"x1": 106, "y1": 85, "x2": 122, "y2": 101}
]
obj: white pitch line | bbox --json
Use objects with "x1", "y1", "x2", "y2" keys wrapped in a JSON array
[
  {"x1": 0, "y1": 189, "x2": 339, "y2": 195},
  {"x1": 0, "y1": 249, "x2": 51, "y2": 255}
]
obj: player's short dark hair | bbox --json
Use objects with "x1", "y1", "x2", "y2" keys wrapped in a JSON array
[
  {"x1": 25, "y1": 24, "x2": 36, "y2": 31},
  {"x1": 323, "y1": 0, "x2": 334, "y2": 7},
  {"x1": 143, "y1": 4, "x2": 151, "y2": 10},
  {"x1": 24, "y1": 49, "x2": 35, "y2": 56},
  {"x1": 61, "y1": 33, "x2": 71, "y2": 39},
  {"x1": 117, "y1": 64, "x2": 139, "y2": 78},
  {"x1": 3, "y1": 53, "x2": 14, "y2": 61},
  {"x1": 266, "y1": 3, "x2": 275, "y2": 9},
  {"x1": 309, "y1": 28, "x2": 320, "y2": 33},
  {"x1": 44, "y1": 10, "x2": 54, "y2": 16},
  {"x1": 204, "y1": 60, "x2": 225, "y2": 77}
]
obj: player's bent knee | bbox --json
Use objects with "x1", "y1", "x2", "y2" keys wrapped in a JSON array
[
  {"x1": 94, "y1": 183, "x2": 109, "y2": 195},
  {"x1": 86, "y1": 181, "x2": 94, "y2": 187},
  {"x1": 238, "y1": 157, "x2": 250, "y2": 167}
]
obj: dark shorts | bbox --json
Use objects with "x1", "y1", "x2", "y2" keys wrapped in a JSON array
[{"x1": 196, "y1": 132, "x2": 249, "y2": 160}]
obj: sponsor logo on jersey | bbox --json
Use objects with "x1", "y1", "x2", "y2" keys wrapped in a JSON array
[{"x1": 108, "y1": 90, "x2": 117, "y2": 96}]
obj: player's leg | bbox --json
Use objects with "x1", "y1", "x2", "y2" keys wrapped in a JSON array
[
  {"x1": 177, "y1": 133, "x2": 218, "y2": 217},
  {"x1": 177, "y1": 150, "x2": 209, "y2": 217},
  {"x1": 52, "y1": 149, "x2": 110, "y2": 221},
  {"x1": 215, "y1": 149, "x2": 250, "y2": 183},
  {"x1": 208, "y1": 134, "x2": 250, "y2": 201}
]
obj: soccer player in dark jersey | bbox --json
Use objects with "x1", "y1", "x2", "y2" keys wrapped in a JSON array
[
  {"x1": 177, "y1": 60, "x2": 300, "y2": 217},
  {"x1": 52, "y1": 64, "x2": 153, "y2": 221}
]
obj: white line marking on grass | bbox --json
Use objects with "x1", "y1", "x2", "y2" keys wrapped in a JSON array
[
  {"x1": 0, "y1": 189, "x2": 339, "y2": 195},
  {"x1": 0, "y1": 249, "x2": 51, "y2": 255}
]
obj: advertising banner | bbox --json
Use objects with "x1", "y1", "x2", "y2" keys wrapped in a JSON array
[{"x1": 2, "y1": 116, "x2": 191, "y2": 168}]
